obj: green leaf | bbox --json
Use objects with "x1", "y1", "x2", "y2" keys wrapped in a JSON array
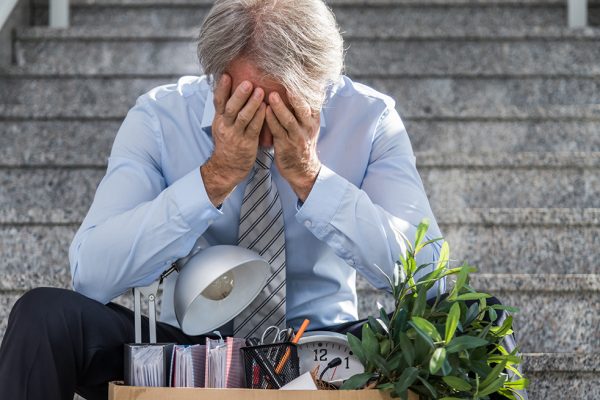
[
  {"x1": 480, "y1": 360, "x2": 508, "y2": 390},
  {"x1": 439, "y1": 398, "x2": 464, "y2": 400},
  {"x1": 436, "y1": 241, "x2": 450, "y2": 270},
  {"x1": 394, "y1": 367, "x2": 418, "y2": 394},
  {"x1": 339, "y1": 372, "x2": 374, "y2": 390},
  {"x1": 411, "y1": 316, "x2": 442, "y2": 342},
  {"x1": 413, "y1": 219, "x2": 429, "y2": 253},
  {"x1": 410, "y1": 323, "x2": 435, "y2": 350},
  {"x1": 449, "y1": 265, "x2": 469, "y2": 299},
  {"x1": 442, "y1": 376, "x2": 473, "y2": 391},
  {"x1": 362, "y1": 323, "x2": 380, "y2": 363},
  {"x1": 491, "y1": 304, "x2": 521, "y2": 313},
  {"x1": 372, "y1": 353, "x2": 391, "y2": 377},
  {"x1": 398, "y1": 331, "x2": 415, "y2": 366},
  {"x1": 411, "y1": 286, "x2": 428, "y2": 317},
  {"x1": 392, "y1": 308, "x2": 408, "y2": 335},
  {"x1": 380, "y1": 307, "x2": 391, "y2": 327},
  {"x1": 491, "y1": 316, "x2": 514, "y2": 338},
  {"x1": 347, "y1": 333, "x2": 366, "y2": 366},
  {"x1": 441, "y1": 357, "x2": 452, "y2": 376},
  {"x1": 416, "y1": 375, "x2": 438, "y2": 398},
  {"x1": 368, "y1": 316, "x2": 385, "y2": 336},
  {"x1": 464, "y1": 302, "x2": 479, "y2": 326},
  {"x1": 478, "y1": 374, "x2": 507, "y2": 397},
  {"x1": 445, "y1": 302, "x2": 460, "y2": 343},
  {"x1": 446, "y1": 336, "x2": 488, "y2": 353},
  {"x1": 453, "y1": 293, "x2": 492, "y2": 301},
  {"x1": 505, "y1": 378, "x2": 529, "y2": 390},
  {"x1": 429, "y1": 347, "x2": 446, "y2": 374}
]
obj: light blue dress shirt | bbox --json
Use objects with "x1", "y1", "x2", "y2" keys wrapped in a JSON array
[{"x1": 68, "y1": 75, "x2": 444, "y2": 331}]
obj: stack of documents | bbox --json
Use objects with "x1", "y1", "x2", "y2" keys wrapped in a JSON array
[
  {"x1": 170, "y1": 344, "x2": 206, "y2": 387},
  {"x1": 205, "y1": 337, "x2": 245, "y2": 388},
  {"x1": 125, "y1": 343, "x2": 174, "y2": 387}
]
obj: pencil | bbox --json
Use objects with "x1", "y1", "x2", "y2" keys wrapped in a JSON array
[{"x1": 275, "y1": 319, "x2": 310, "y2": 374}]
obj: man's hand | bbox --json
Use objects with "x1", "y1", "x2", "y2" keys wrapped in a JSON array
[
  {"x1": 265, "y1": 91, "x2": 322, "y2": 202},
  {"x1": 201, "y1": 74, "x2": 266, "y2": 206}
]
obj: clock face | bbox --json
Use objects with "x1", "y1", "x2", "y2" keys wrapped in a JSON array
[{"x1": 297, "y1": 331, "x2": 365, "y2": 385}]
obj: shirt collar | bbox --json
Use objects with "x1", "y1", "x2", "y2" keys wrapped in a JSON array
[{"x1": 201, "y1": 90, "x2": 327, "y2": 132}]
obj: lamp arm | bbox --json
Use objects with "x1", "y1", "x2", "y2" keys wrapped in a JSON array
[{"x1": 133, "y1": 280, "x2": 160, "y2": 343}]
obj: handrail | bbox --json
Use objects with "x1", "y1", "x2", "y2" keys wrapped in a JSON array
[
  {"x1": 568, "y1": 0, "x2": 588, "y2": 28},
  {"x1": 0, "y1": 0, "x2": 20, "y2": 32}
]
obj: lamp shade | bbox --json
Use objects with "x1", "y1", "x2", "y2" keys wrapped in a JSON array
[{"x1": 173, "y1": 245, "x2": 270, "y2": 335}]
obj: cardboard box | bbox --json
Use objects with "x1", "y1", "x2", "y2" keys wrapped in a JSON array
[{"x1": 109, "y1": 382, "x2": 419, "y2": 400}]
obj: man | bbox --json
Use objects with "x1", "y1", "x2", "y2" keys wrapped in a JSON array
[{"x1": 0, "y1": 0, "x2": 442, "y2": 399}]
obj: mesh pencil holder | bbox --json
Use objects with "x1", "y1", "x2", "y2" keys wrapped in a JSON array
[{"x1": 241, "y1": 342, "x2": 300, "y2": 389}]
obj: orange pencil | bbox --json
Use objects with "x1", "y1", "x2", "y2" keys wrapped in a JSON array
[{"x1": 275, "y1": 318, "x2": 310, "y2": 374}]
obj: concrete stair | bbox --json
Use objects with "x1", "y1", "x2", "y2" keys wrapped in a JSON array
[{"x1": 1, "y1": 0, "x2": 599, "y2": 398}]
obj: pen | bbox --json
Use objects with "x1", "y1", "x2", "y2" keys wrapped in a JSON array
[{"x1": 275, "y1": 319, "x2": 310, "y2": 374}]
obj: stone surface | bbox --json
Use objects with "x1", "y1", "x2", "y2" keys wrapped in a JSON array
[
  {"x1": 407, "y1": 120, "x2": 600, "y2": 153},
  {"x1": 13, "y1": 35, "x2": 600, "y2": 76},
  {"x1": 30, "y1": 0, "x2": 600, "y2": 36},
  {"x1": 0, "y1": 120, "x2": 118, "y2": 166},
  {"x1": 2, "y1": 120, "x2": 600, "y2": 167},
  {"x1": 2, "y1": 76, "x2": 600, "y2": 120}
]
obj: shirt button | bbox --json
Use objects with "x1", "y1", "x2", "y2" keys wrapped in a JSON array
[
  {"x1": 347, "y1": 258, "x2": 355, "y2": 266},
  {"x1": 304, "y1": 220, "x2": 312, "y2": 228}
]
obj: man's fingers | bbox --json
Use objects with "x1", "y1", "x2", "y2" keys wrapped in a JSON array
[
  {"x1": 265, "y1": 105, "x2": 287, "y2": 138},
  {"x1": 235, "y1": 88, "x2": 264, "y2": 130},
  {"x1": 245, "y1": 102, "x2": 266, "y2": 137},
  {"x1": 269, "y1": 92, "x2": 299, "y2": 132},
  {"x1": 287, "y1": 90, "x2": 313, "y2": 127},
  {"x1": 213, "y1": 74, "x2": 231, "y2": 115},
  {"x1": 223, "y1": 81, "x2": 253, "y2": 124}
]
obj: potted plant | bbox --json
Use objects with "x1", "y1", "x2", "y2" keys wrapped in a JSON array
[{"x1": 341, "y1": 219, "x2": 529, "y2": 399}]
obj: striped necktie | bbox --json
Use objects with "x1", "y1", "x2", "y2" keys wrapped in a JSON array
[{"x1": 233, "y1": 148, "x2": 286, "y2": 338}]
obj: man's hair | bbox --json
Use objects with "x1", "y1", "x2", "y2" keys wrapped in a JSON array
[{"x1": 197, "y1": 0, "x2": 344, "y2": 111}]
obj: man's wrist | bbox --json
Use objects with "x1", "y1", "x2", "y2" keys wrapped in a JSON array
[
  {"x1": 200, "y1": 158, "x2": 239, "y2": 207},
  {"x1": 290, "y1": 162, "x2": 321, "y2": 203}
]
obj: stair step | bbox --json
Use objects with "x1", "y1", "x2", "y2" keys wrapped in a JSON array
[
  {"x1": 1, "y1": 157, "x2": 599, "y2": 224},
  {"x1": 1, "y1": 210, "x2": 598, "y2": 281},
  {"x1": 1, "y1": 76, "x2": 598, "y2": 119},
  {"x1": 408, "y1": 120, "x2": 600, "y2": 153},
  {"x1": 357, "y1": 273, "x2": 600, "y2": 353},
  {"x1": 30, "y1": 0, "x2": 600, "y2": 34},
  {"x1": 13, "y1": 31, "x2": 600, "y2": 76},
  {"x1": 2, "y1": 119, "x2": 600, "y2": 167}
]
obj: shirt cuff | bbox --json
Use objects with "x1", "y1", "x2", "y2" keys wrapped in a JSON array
[
  {"x1": 295, "y1": 164, "x2": 350, "y2": 236},
  {"x1": 168, "y1": 166, "x2": 223, "y2": 232}
]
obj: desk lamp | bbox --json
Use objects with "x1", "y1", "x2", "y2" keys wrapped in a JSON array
[{"x1": 133, "y1": 244, "x2": 270, "y2": 342}]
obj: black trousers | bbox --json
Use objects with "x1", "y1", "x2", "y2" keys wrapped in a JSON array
[{"x1": 0, "y1": 287, "x2": 370, "y2": 400}]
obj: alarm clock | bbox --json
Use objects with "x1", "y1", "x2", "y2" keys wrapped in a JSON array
[{"x1": 297, "y1": 331, "x2": 364, "y2": 385}]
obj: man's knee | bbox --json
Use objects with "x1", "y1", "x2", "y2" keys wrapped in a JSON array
[{"x1": 9, "y1": 287, "x2": 79, "y2": 338}]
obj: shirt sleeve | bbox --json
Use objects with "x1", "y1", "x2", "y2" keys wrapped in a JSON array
[
  {"x1": 68, "y1": 99, "x2": 222, "y2": 304},
  {"x1": 296, "y1": 106, "x2": 444, "y2": 295}
]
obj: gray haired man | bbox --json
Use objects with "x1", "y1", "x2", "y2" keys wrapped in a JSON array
[{"x1": 0, "y1": 1, "x2": 442, "y2": 398}]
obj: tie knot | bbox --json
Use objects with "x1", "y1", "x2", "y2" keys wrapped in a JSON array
[{"x1": 255, "y1": 148, "x2": 274, "y2": 170}]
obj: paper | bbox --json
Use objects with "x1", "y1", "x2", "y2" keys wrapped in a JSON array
[
  {"x1": 204, "y1": 337, "x2": 245, "y2": 388},
  {"x1": 280, "y1": 372, "x2": 318, "y2": 390},
  {"x1": 170, "y1": 344, "x2": 206, "y2": 387}
]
